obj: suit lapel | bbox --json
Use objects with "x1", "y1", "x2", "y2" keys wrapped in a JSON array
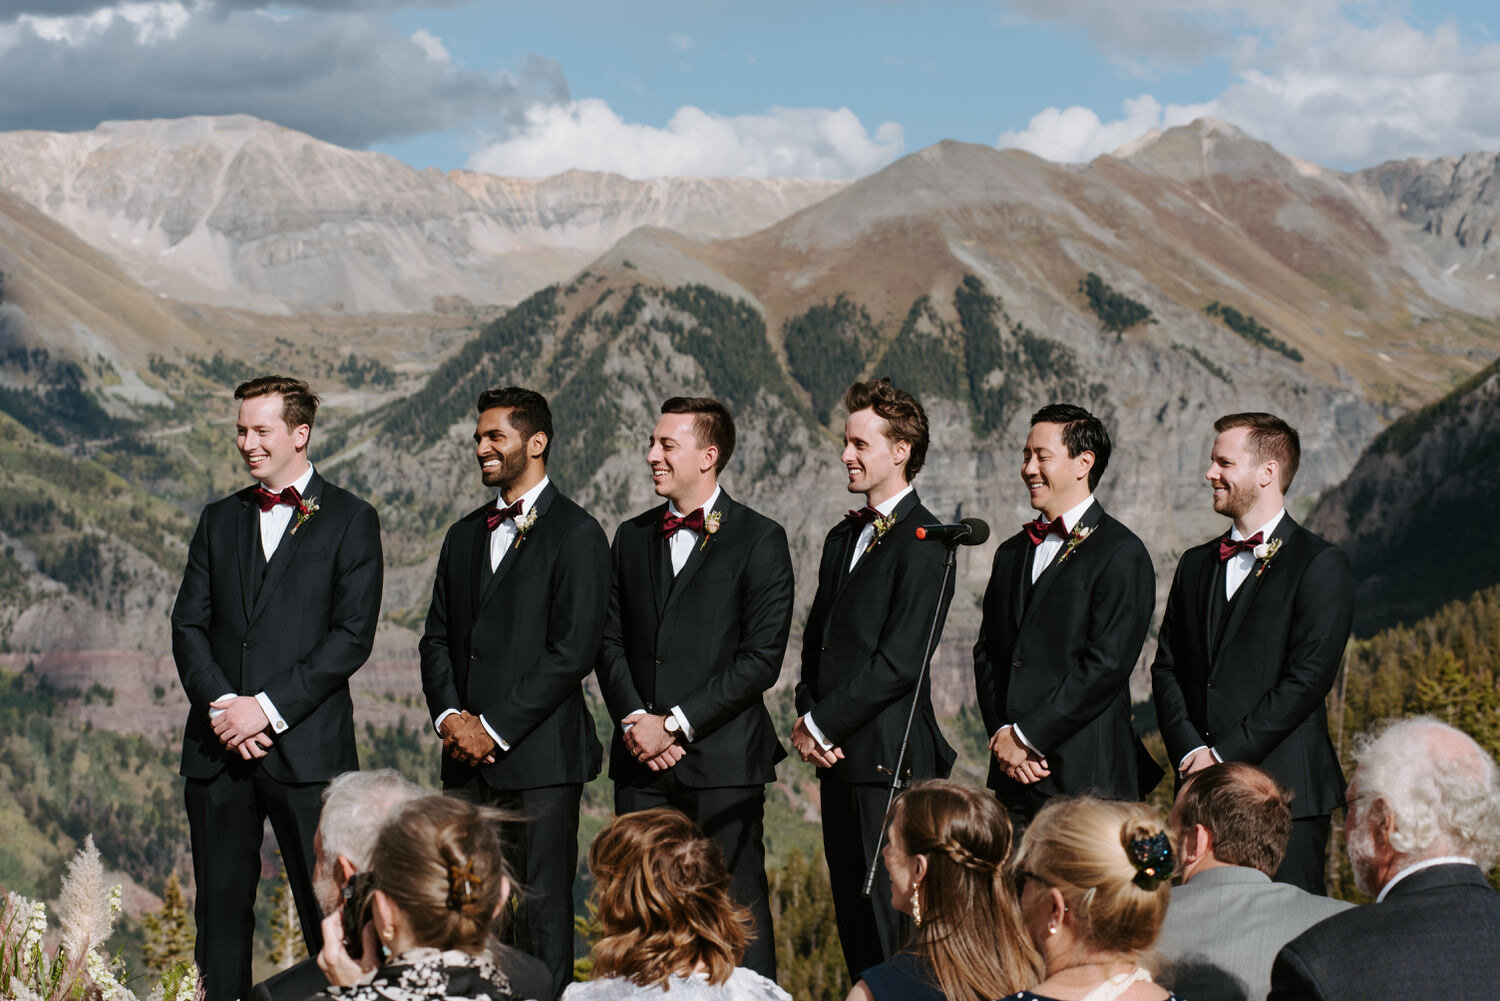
[
  {"x1": 1009, "y1": 538, "x2": 1030, "y2": 630},
  {"x1": 646, "y1": 505, "x2": 669, "y2": 616},
  {"x1": 237, "y1": 489, "x2": 259, "y2": 623},
  {"x1": 1213, "y1": 516, "x2": 1298, "y2": 662},
  {"x1": 1020, "y1": 500, "x2": 1104, "y2": 632},
  {"x1": 1198, "y1": 540, "x2": 1223, "y2": 658},
  {"x1": 478, "y1": 483, "x2": 555, "y2": 609},
  {"x1": 468, "y1": 515, "x2": 490, "y2": 622},
  {"x1": 835, "y1": 490, "x2": 919, "y2": 601},
  {"x1": 248, "y1": 472, "x2": 322, "y2": 625},
  {"x1": 662, "y1": 493, "x2": 733, "y2": 618}
]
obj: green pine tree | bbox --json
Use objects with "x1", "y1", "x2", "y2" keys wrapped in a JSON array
[
  {"x1": 770, "y1": 850, "x2": 847, "y2": 1001},
  {"x1": 141, "y1": 871, "x2": 195, "y2": 975}
]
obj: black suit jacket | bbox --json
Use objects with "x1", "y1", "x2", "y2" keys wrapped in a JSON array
[
  {"x1": 1151, "y1": 515, "x2": 1354, "y2": 817},
  {"x1": 796, "y1": 490, "x2": 956, "y2": 785},
  {"x1": 419, "y1": 482, "x2": 609, "y2": 790},
  {"x1": 597, "y1": 491, "x2": 794, "y2": 788},
  {"x1": 1269, "y1": 863, "x2": 1500, "y2": 1001},
  {"x1": 171, "y1": 472, "x2": 383, "y2": 784},
  {"x1": 972, "y1": 500, "x2": 1157, "y2": 800},
  {"x1": 251, "y1": 942, "x2": 553, "y2": 1001}
]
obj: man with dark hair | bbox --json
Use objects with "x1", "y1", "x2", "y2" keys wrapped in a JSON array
[
  {"x1": 1152, "y1": 411, "x2": 1354, "y2": 893},
  {"x1": 792, "y1": 377, "x2": 956, "y2": 980},
  {"x1": 596, "y1": 395, "x2": 793, "y2": 978},
  {"x1": 972, "y1": 402, "x2": 1156, "y2": 827},
  {"x1": 420, "y1": 386, "x2": 610, "y2": 997},
  {"x1": 172, "y1": 375, "x2": 383, "y2": 1001},
  {"x1": 1157, "y1": 763, "x2": 1350, "y2": 1001}
]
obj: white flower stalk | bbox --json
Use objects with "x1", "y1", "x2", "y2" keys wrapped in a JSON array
[
  {"x1": 58, "y1": 835, "x2": 115, "y2": 961},
  {"x1": 85, "y1": 947, "x2": 136, "y2": 1001}
]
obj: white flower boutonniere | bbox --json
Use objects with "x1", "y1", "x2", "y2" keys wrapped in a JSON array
[
  {"x1": 1252, "y1": 537, "x2": 1283, "y2": 578},
  {"x1": 289, "y1": 496, "x2": 319, "y2": 535},
  {"x1": 514, "y1": 508, "x2": 539, "y2": 548},
  {"x1": 699, "y1": 510, "x2": 723, "y2": 551},
  {"x1": 865, "y1": 513, "x2": 897, "y2": 555},
  {"x1": 1053, "y1": 524, "x2": 1095, "y2": 568}
]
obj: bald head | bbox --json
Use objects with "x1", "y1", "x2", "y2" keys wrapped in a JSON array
[{"x1": 1173, "y1": 762, "x2": 1292, "y2": 877}]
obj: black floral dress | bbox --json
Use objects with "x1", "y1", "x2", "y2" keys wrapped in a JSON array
[{"x1": 322, "y1": 948, "x2": 515, "y2": 1001}]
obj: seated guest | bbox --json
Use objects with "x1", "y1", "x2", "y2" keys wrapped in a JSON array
[
  {"x1": 848, "y1": 780, "x2": 1041, "y2": 1001},
  {"x1": 1270, "y1": 716, "x2": 1500, "y2": 1001},
  {"x1": 1002, "y1": 797, "x2": 1183, "y2": 1001},
  {"x1": 1157, "y1": 763, "x2": 1350, "y2": 1001},
  {"x1": 564, "y1": 809, "x2": 790, "y2": 1001},
  {"x1": 252, "y1": 772, "x2": 550, "y2": 1001},
  {"x1": 315, "y1": 794, "x2": 520, "y2": 1001}
]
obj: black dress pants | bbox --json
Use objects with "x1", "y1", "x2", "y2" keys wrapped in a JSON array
[
  {"x1": 819, "y1": 778, "x2": 908, "y2": 984},
  {"x1": 1275, "y1": 815, "x2": 1332, "y2": 895}
]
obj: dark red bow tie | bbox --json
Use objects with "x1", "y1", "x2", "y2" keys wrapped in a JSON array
[
  {"x1": 1024, "y1": 516, "x2": 1068, "y2": 546},
  {"x1": 1218, "y1": 532, "x2": 1264, "y2": 562},
  {"x1": 253, "y1": 485, "x2": 302, "y2": 512},
  {"x1": 661, "y1": 508, "x2": 705, "y2": 538},
  {"x1": 845, "y1": 506, "x2": 881, "y2": 525},
  {"x1": 485, "y1": 499, "x2": 524, "y2": 532}
]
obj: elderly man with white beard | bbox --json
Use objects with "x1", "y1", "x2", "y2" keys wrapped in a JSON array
[{"x1": 1269, "y1": 716, "x2": 1500, "y2": 1001}]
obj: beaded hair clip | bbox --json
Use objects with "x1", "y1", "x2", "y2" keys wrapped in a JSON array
[{"x1": 1126, "y1": 831, "x2": 1173, "y2": 890}]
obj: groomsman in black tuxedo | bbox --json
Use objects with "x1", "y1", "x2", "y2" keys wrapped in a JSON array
[
  {"x1": 419, "y1": 387, "x2": 610, "y2": 997},
  {"x1": 973, "y1": 404, "x2": 1157, "y2": 826},
  {"x1": 792, "y1": 378, "x2": 956, "y2": 981},
  {"x1": 597, "y1": 396, "x2": 794, "y2": 979},
  {"x1": 171, "y1": 376, "x2": 383, "y2": 1001},
  {"x1": 1152, "y1": 412, "x2": 1354, "y2": 894}
]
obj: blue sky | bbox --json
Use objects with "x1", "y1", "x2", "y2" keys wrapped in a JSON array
[{"x1": 1, "y1": 1, "x2": 1498, "y2": 178}]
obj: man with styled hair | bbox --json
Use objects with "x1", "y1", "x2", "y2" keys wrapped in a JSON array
[
  {"x1": 1157, "y1": 763, "x2": 1351, "y2": 1001},
  {"x1": 172, "y1": 375, "x2": 383, "y2": 1001},
  {"x1": 1270, "y1": 717, "x2": 1500, "y2": 1000},
  {"x1": 597, "y1": 395, "x2": 794, "y2": 978},
  {"x1": 1152, "y1": 411, "x2": 1354, "y2": 893},
  {"x1": 793, "y1": 377, "x2": 957, "y2": 981},
  {"x1": 973, "y1": 402, "x2": 1157, "y2": 827},
  {"x1": 420, "y1": 386, "x2": 610, "y2": 997}
]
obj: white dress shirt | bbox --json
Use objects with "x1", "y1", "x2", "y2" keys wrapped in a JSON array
[{"x1": 1376, "y1": 856, "x2": 1478, "y2": 902}]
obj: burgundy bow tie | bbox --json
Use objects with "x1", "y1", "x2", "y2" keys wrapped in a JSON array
[
  {"x1": 661, "y1": 508, "x2": 705, "y2": 538},
  {"x1": 253, "y1": 485, "x2": 302, "y2": 513},
  {"x1": 1025, "y1": 516, "x2": 1068, "y2": 546},
  {"x1": 845, "y1": 506, "x2": 881, "y2": 525},
  {"x1": 1218, "y1": 532, "x2": 1264, "y2": 562},
  {"x1": 485, "y1": 499, "x2": 524, "y2": 532}
]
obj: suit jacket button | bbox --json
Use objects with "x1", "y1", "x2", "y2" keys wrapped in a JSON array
[
  {"x1": 655, "y1": 656, "x2": 665, "y2": 665},
  {"x1": 470, "y1": 653, "x2": 479, "y2": 661},
  {"x1": 1012, "y1": 659, "x2": 1022, "y2": 669},
  {"x1": 242, "y1": 640, "x2": 253, "y2": 649},
  {"x1": 821, "y1": 644, "x2": 828, "y2": 652},
  {"x1": 1205, "y1": 731, "x2": 1215, "y2": 742},
  {"x1": 1207, "y1": 681, "x2": 1219, "y2": 690}
]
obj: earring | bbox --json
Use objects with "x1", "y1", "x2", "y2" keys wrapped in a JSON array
[
  {"x1": 1047, "y1": 924, "x2": 1057, "y2": 936},
  {"x1": 911, "y1": 888, "x2": 922, "y2": 927},
  {"x1": 382, "y1": 925, "x2": 395, "y2": 943}
]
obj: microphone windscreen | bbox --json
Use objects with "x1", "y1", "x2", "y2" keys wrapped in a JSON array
[{"x1": 961, "y1": 517, "x2": 991, "y2": 546}]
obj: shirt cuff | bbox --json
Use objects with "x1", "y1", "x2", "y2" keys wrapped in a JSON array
[
  {"x1": 434, "y1": 708, "x2": 461, "y2": 736},
  {"x1": 670, "y1": 705, "x2": 696, "y2": 743},
  {"x1": 623, "y1": 708, "x2": 646, "y2": 732},
  {"x1": 999, "y1": 723, "x2": 1041, "y2": 756},
  {"x1": 1178, "y1": 745, "x2": 1222, "y2": 771},
  {"x1": 478, "y1": 714, "x2": 510, "y2": 753},
  {"x1": 803, "y1": 713, "x2": 834, "y2": 751},
  {"x1": 208, "y1": 691, "x2": 236, "y2": 718},
  {"x1": 255, "y1": 692, "x2": 289, "y2": 735}
]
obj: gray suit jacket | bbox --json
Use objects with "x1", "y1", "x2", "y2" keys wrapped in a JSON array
[{"x1": 1157, "y1": 866, "x2": 1352, "y2": 1001}]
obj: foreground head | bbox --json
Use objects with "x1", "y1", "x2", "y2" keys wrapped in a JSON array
[
  {"x1": 650, "y1": 397, "x2": 735, "y2": 509},
  {"x1": 1023, "y1": 404, "x2": 1110, "y2": 519},
  {"x1": 474, "y1": 387, "x2": 552, "y2": 495},
  {"x1": 1207, "y1": 413, "x2": 1299, "y2": 521},
  {"x1": 1011, "y1": 797, "x2": 1174, "y2": 969},
  {"x1": 1171, "y1": 763, "x2": 1292, "y2": 880},
  {"x1": 1345, "y1": 716, "x2": 1500, "y2": 896},
  {"x1": 841, "y1": 378, "x2": 929, "y2": 504},
  {"x1": 313, "y1": 769, "x2": 427, "y2": 916},
  {"x1": 368, "y1": 795, "x2": 513, "y2": 956},
  {"x1": 884, "y1": 780, "x2": 1042, "y2": 1001},
  {"x1": 234, "y1": 375, "x2": 319, "y2": 489},
  {"x1": 588, "y1": 808, "x2": 750, "y2": 988}
]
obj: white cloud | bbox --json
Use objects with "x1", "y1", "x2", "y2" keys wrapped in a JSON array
[
  {"x1": 410, "y1": 27, "x2": 447, "y2": 63},
  {"x1": 467, "y1": 98, "x2": 905, "y2": 180},
  {"x1": 669, "y1": 32, "x2": 692, "y2": 51},
  {"x1": 998, "y1": 94, "x2": 1211, "y2": 163}
]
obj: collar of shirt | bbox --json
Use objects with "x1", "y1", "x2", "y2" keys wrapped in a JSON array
[
  {"x1": 667, "y1": 483, "x2": 722, "y2": 521},
  {"x1": 1055, "y1": 493, "x2": 1096, "y2": 534},
  {"x1": 1376, "y1": 855, "x2": 1478, "y2": 902},
  {"x1": 871, "y1": 483, "x2": 914, "y2": 519},
  {"x1": 1231, "y1": 507, "x2": 1286, "y2": 544},
  {"x1": 497, "y1": 475, "x2": 550, "y2": 521},
  {"x1": 256, "y1": 463, "x2": 315, "y2": 502},
  {"x1": 1030, "y1": 494, "x2": 1094, "y2": 582}
]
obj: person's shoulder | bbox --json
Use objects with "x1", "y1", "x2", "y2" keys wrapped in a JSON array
[{"x1": 724, "y1": 967, "x2": 792, "y2": 1001}]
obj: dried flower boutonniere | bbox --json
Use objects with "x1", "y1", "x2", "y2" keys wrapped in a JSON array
[
  {"x1": 289, "y1": 496, "x2": 320, "y2": 535},
  {"x1": 865, "y1": 513, "x2": 897, "y2": 555},
  {"x1": 1252, "y1": 537, "x2": 1283, "y2": 578},
  {"x1": 1053, "y1": 524, "x2": 1095, "y2": 568},
  {"x1": 699, "y1": 510, "x2": 724, "y2": 551},
  {"x1": 513, "y1": 508, "x2": 540, "y2": 548}
]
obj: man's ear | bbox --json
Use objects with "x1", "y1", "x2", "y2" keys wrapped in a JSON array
[
  {"x1": 700, "y1": 444, "x2": 719, "y2": 475},
  {"x1": 891, "y1": 438, "x2": 911, "y2": 471},
  {"x1": 336, "y1": 854, "x2": 358, "y2": 887},
  {"x1": 1189, "y1": 823, "x2": 1213, "y2": 864},
  {"x1": 1076, "y1": 449, "x2": 1095, "y2": 483},
  {"x1": 528, "y1": 431, "x2": 548, "y2": 461},
  {"x1": 293, "y1": 423, "x2": 311, "y2": 451}
]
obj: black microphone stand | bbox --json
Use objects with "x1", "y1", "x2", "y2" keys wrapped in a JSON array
[{"x1": 861, "y1": 539, "x2": 960, "y2": 899}]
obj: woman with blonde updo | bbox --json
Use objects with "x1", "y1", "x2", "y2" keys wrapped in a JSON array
[
  {"x1": 1003, "y1": 797, "x2": 1182, "y2": 1001},
  {"x1": 316, "y1": 794, "x2": 518, "y2": 1001},
  {"x1": 564, "y1": 808, "x2": 789, "y2": 1001},
  {"x1": 848, "y1": 780, "x2": 1042, "y2": 1001}
]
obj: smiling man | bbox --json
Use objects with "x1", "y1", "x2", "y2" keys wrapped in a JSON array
[
  {"x1": 171, "y1": 376, "x2": 383, "y2": 1001},
  {"x1": 793, "y1": 378, "x2": 956, "y2": 981},
  {"x1": 1152, "y1": 412, "x2": 1354, "y2": 894},
  {"x1": 972, "y1": 403, "x2": 1156, "y2": 829},
  {"x1": 418, "y1": 386, "x2": 610, "y2": 997}
]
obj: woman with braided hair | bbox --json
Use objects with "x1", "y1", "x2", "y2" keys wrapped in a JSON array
[
  {"x1": 848, "y1": 780, "x2": 1042, "y2": 1001},
  {"x1": 1003, "y1": 797, "x2": 1184, "y2": 1001},
  {"x1": 314, "y1": 794, "x2": 520, "y2": 1001}
]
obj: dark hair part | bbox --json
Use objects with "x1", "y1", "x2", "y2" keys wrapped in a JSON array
[
  {"x1": 1030, "y1": 403, "x2": 1111, "y2": 490},
  {"x1": 1213, "y1": 412, "x2": 1301, "y2": 492},
  {"x1": 369, "y1": 795, "x2": 513, "y2": 955},
  {"x1": 235, "y1": 376, "x2": 320, "y2": 433},
  {"x1": 842, "y1": 378, "x2": 930, "y2": 479},
  {"x1": 1176, "y1": 763, "x2": 1293, "y2": 876},
  {"x1": 660, "y1": 397, "x2": 736, "y2": 474},
  {"x1": 477, "y1": 387, "x2": 553, "y2": 463}
]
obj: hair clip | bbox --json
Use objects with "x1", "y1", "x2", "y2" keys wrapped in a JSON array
[
  {"x1": 447, "y1": 861, "x2": 483, "y2": 910},
  {"x1": 1126, "y1": 831, "x2": 1173, "y2": 890}
]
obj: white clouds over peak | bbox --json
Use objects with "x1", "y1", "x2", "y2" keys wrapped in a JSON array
[
  {"x1": 998, "y1": 94, "x2": 1210, "y2": 163},
  {"x1": 467, "y1": 99, "x2": 906, "y2": 180}
]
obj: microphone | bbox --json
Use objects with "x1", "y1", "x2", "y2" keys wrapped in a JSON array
[{"x1": 915, "y1": 518, "x2": 990, "y2": 546}]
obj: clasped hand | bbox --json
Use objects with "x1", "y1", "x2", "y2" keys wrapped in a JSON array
[
  {"x1": 441, "y1": 711, "x2": 497, "y2": 766},
  {"x1": 991, "y1": 726, "x2": 1050, "y2": 784},
  {"x1": 621, "y1": 713, "x2": 684, "y2": 771},
  {"x1": 790, "y1": 716, "x2": 844, "y2": 769},
  {"x1": 210, "y1": 695, "x2": 273, "y2": 760}
]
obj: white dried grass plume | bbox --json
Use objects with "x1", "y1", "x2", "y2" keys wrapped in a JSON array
[{"x1": 57, "y1": 835, "x2": 117, "y2": 961}]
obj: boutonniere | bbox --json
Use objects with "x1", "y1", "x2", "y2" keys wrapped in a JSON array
[
  {"x1": 1252, "y1": 537, "x2": 1283, "y2": 578},
  {"x1": 699, "y1": 510, "x2": 723, "y2": 551},
  {"x1": 865, "y1": 513, "x2": 897, "y2": 554},
  {"x1": 513, "y1": 508, "x2": 539, "y2": 548},
  {"x1": 289, "y1": 496, "x2": 319, "y2": 535},
  {"x1": 1053, "y1": 524, "x2": 1095, "y2": 567}
]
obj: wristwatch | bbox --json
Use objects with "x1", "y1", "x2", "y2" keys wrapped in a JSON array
[{"x1": 663, "y1": 714, "x2": 682, "y2": 738}]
